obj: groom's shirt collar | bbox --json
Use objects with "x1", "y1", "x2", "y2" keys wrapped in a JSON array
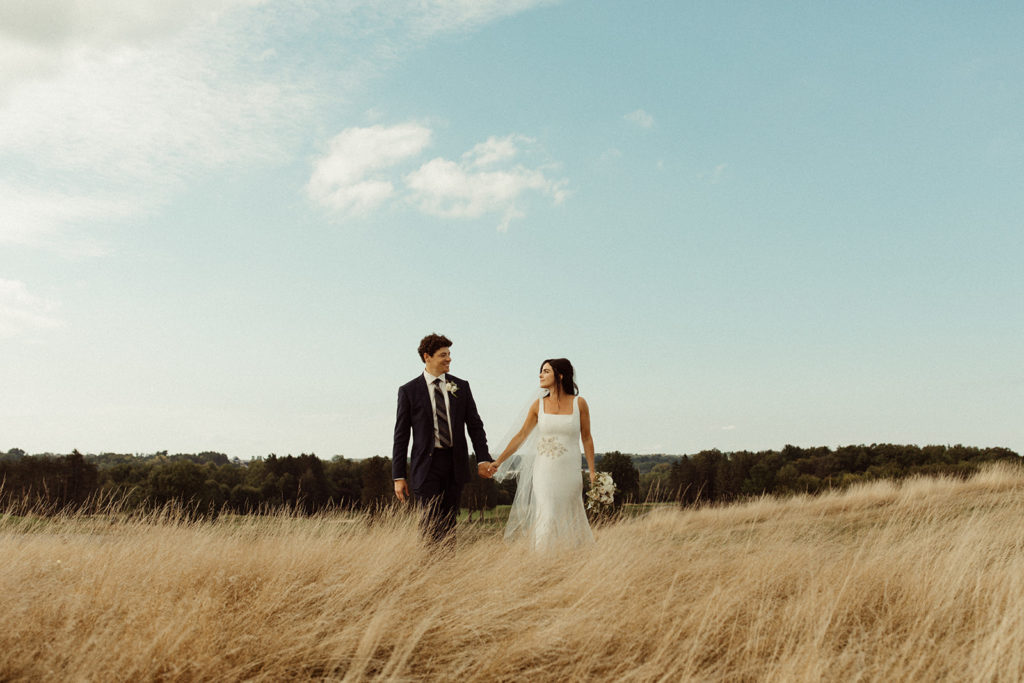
[{"x1": 423, "y1": 369, "x2": 447, "y2": 385}]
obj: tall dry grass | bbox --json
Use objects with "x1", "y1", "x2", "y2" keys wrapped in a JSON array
[{"x1": 3, "y1": 464, "x2": 1024, "y2": 681}]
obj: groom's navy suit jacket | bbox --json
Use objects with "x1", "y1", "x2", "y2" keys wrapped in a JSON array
[{"x1": 392, "y1": 373, "x2": 491, "y2": 491}]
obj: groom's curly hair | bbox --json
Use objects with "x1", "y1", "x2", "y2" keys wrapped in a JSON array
[{"x1": 418, "y1": 333, "x2": 453, "y2": 361}]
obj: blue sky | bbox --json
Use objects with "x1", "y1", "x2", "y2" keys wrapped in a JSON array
[{"x1": 2, "y1": 1, "x2": 1022, "y2": 459}]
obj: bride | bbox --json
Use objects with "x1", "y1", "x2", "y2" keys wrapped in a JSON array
[{"x1": 490, "y1": 358, "x2": 597, "y2": 551}]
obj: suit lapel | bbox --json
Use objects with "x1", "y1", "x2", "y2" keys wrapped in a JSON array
[
  {"x1": 415, "y1": 375, "x2": 431, "y2": 412},
  {"x1": 443, "y1": 375, "x2": 460, "y2": 420}
]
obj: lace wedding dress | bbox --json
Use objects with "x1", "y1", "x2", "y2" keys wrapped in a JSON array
[{"x1": 500, "y1": 395, "x2": 595, "y2": 552}]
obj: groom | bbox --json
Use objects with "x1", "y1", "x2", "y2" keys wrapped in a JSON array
[{"x1": 393, "y1": 333, "x2": 493, "y2": 544}]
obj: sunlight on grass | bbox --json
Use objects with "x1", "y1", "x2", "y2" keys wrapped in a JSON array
[{"x1": 3, "y1": 464, "x2": 1024, "y2": 680}]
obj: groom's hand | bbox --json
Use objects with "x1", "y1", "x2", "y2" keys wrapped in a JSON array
[
  {"x1": 394, "y1": 479, "x2": 409, "y2": 502},
  {"x1": 477, "y1": 462, "x2": 496, "y2": 479}
]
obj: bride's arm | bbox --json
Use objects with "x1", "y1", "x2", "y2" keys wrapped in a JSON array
[
  {"x1": 493, "y1": 401, "x2": 540, "y2": 466},
  {"x1": 579, "y1": 397, "x2": 596, "y2": 483}
]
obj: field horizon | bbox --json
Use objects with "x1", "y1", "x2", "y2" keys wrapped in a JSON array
[{"x1": 3, "y1": 464, "x2": 1024, "y2": 681}]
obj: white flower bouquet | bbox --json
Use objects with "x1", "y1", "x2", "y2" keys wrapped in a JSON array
[{"x1": 586, "y1": 471, "x2": 616, "y2": 511}]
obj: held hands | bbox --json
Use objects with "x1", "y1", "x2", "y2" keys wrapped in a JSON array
[{"x1": 478, "y1": 461, "x2": 499, "y2": 479}]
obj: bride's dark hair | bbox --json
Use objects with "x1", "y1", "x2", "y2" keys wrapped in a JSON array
[{"x1": 541, "y1": 358, "x2": 578, "y2": 396}]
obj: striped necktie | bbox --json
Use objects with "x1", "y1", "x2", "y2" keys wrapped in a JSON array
[{"x1": 433, "y1": 378, "x2": 453, "y2": 448}]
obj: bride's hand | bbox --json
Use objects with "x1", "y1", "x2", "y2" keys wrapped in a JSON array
[{"x1": 589, "y1": 472, "x2": 597, "y2": 485}]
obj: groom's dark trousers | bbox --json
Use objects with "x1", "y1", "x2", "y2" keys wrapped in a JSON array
[
  {"x1": 392, "y1": 373, "x2": 490, "y2": 544},
  {"x1": 416, "y1": 447, "x2": 460, "y2": 543}
]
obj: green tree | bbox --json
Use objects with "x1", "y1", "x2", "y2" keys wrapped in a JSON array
[
  {"x1": 359, "y1": 456, "x2": 393, "y2": 511},
  {"x1": 776, "y1": 463, "x2": 799, "y2": 492},
  {"x1": 230, "y1": 484, "x2": 262, "y2": 512},
  {"x1": 63, "y1": 449, "x2": 98, "y2": 507},
  {"x1": 326, "y1": 456, "x2": 363, "y2": 508},
  {"x1": 146, "y1": 460, "x2": 206, "y2": 507},
  {"x1": 1, "y1": 447, "x2": 26, "y2": 461},
  {"x1": 690, "y1": 450, "x2": 725, "y2": 504},
  {"x1": 669, "y1": 456, "x2": 696, "y2": 505},
  {"x1": 639, "y1": 462, "x2": 673, "y2": 502}
]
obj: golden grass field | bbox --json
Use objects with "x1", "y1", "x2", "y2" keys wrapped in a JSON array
[{"x1": 3, "y1": 464, "x2": 1024, "y2": 682}]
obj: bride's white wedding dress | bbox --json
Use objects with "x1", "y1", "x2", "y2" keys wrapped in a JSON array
[{"x1": 500, "y1": 395, "x2": 594, "y2": 552}]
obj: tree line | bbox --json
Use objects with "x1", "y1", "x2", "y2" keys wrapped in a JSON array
[
  {"x1": 0, "y1": 443, "x2": 1018, "y2": 514},
  {"x1": 0, "y1": 449, "x2": 517, "y2": 515},
  {"x1": 633, "y1": 443, "x2": 1021, "y2": 505},
  {"x1": 1, "y1": 450, "x2": 396, "y2": 514}
]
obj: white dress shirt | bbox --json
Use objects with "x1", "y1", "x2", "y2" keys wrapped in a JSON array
[{"x1": 423, "y1": 369, "x2": 453, "y2": 448}]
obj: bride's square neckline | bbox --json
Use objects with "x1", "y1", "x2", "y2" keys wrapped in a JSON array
[{"x1": 541, "y1": 395, "x2": 576, "y2": 416}]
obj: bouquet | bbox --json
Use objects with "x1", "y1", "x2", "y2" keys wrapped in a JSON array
[{"x1": 586, "y1": 471, "x2": 616, "y2": 511}]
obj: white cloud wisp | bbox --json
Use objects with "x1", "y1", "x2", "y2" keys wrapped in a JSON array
[
  {"x1": 406, "y1": 149, "x2": 567, "y2": 232},
  {"x1": 306, "y1": 123, "x2": 433, "y2": 214},
  {"x1": 625, "y1": 108, "x2": 654, "y2": 129},
  {"x1": 0, "y1": 0, "x2": 309, "y2": 247},
  {"x1": 0, "y1": 279, "x2": 61, "y2": 338},
  {"x1": 308, "y1": 129, "x2": 567, "y2": 231}
]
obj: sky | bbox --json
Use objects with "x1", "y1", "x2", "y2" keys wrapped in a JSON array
[{"x1": 2, "y1": 0, "x2": 1022, "y2": 460}]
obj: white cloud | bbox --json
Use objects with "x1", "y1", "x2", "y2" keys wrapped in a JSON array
[
  {"x1": 406, "y1": 153, "x2": 566, "y2": 231},
  {"x1": 0, "y1": 0, "x2": 310, "y2": 246},
  {"x1": 0, "y1": 19, "x2": 299, "y2": 178},
  {"x1": 624, "y1": 108, "x2": 654, "y2": 129},
  {"x1": 0, "y1": 279, "x2": 61, "y2": 338},
  {"x1": 0, "y1": 182, "x2": 142, "y2": 247},
  {"x1": 0, "y1": 0, "x2": 249, "y2": 47},
  {"x1": 463, "y1": 135, "x2": 524, "y2": 167},
  {"x1": 309, "y1": 128, "x2": 567, "y2": 230},
  {"x1": 392, "y1": 0, "x2": 562, "y2": 39},
  {"x1": 0, "y1": 0, "x2": 559, "y2": 246},
  {"x1": 307, "y1": 123, "x2": 433, "y2": 214}
]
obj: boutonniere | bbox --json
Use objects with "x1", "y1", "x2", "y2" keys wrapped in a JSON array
[{"x1": 445, "y1": 381, "x2": 459, "y2": 397}]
